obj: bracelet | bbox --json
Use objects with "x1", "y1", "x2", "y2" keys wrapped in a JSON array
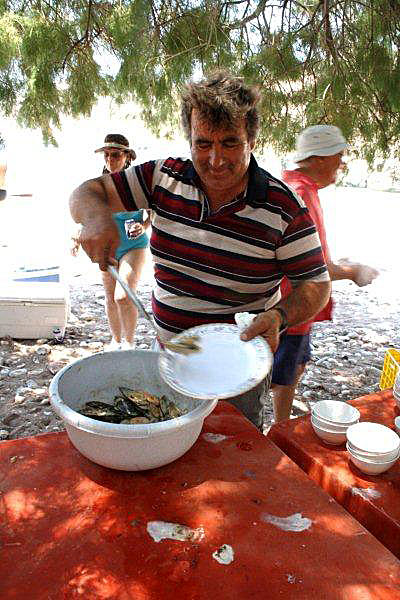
[{"x1": 269, "y1": 307, "x2": 288, "y2": 333}]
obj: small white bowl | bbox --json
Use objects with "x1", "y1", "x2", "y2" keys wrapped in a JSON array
[
  {"x1": 394, "y1": 416, "x2": 400, "y2": 436},
  {"x1": 311, "y1": 418, "x2": 347, "y2": 445},
  {"x1": 347, "y1": 444, "x2": 399, "y2": 475},
  {"x1": 311, "y1": 414, "x2": 354, "y2": 433},
  {"x1": 346, "y1": 422, "x2": 400, "y2": 455},
  {"x1": 312, "y1": 400, "x2": 360, "y2": 424}
]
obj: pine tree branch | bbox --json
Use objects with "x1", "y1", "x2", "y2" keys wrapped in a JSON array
[
  {"x1": 61, "y1": 0, "x2": 94, "y2": 70},
  {"x1": 228, "y1": 0, "x2": 268, "y2": 29}
]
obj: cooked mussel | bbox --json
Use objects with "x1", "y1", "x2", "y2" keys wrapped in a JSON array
[
  {"x1": 114, "y1": 396, "x2": 146, "y2": 417},
  {"x1": 77, "y1": 389, "x2": 186, "y2": 424},
  {"x1": 119, "y1": 387, "x2": 160, "y2": 407},
  {"x1": 78, "y1": 400, "x2": 124, "y2": 423}
]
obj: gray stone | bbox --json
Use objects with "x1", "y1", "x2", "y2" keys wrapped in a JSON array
[
  {"x1": 36, "y1": 347, "x2": 50, "y2": 355},
  {"x1": 9, "y1": 368, "x2": 28, "y2": 377},
  {"x1": 2, "y1": 412, "x2": 21, "y2": 425},
  {"x1": 26, "y1": 379, "x2": 39, "y2": 388}
]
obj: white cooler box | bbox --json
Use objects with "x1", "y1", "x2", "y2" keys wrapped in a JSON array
[{"x1": 0, "y1": 281, "x2": 70, "y2": 339}]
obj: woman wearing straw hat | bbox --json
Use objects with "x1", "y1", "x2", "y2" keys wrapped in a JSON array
[{"x1": 72, "y1": 133, "x2": 150, "y2": 350}]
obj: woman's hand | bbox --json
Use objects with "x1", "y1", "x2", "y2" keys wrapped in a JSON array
[{"x1": 126, "y1": 221, "x2": 144, "y2": 238}]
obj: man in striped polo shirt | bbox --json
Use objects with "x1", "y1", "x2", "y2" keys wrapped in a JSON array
[{"x1": 70, "y1": 71, "x2": 331, "y2": 428}]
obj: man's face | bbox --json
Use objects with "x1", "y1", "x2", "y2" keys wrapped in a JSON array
[
  {"x1": 316, "y1": 152, "x2": 345, "y2": 187},
  {"x1": 190, "y1": 109, "x2": 255, "y2": 195}
]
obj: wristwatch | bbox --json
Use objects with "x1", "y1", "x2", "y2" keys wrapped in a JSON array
[{"x1": 270, "y1": 307, "x2": 288, "y2": 333}]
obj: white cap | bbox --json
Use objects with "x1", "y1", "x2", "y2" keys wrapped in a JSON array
[{"x1": 293, "y1": 125, "x2": 347, "y2": 162}]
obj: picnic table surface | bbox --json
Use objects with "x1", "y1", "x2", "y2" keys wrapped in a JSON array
[
  {"x1": 1, "y1": 401, "x2": 400, "y2": 599},
  {"x1": 268, "y1": 389, "x2": 400, "y2": 560}
]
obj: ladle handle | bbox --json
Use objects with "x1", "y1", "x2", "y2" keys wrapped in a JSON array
[{"x1": 107, "y1": 265, "x2": 157, "y2": 335}]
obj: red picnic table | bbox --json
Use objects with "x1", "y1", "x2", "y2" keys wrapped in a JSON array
[
  {"x1": 1, "y1": 401, "x2": 400, "y2": 600},
  {"x1": 268, "y1": 390, "x2": 400, "y2": 560}
]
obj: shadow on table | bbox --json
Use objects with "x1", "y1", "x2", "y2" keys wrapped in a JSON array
[{"x1": 1, "y1": 412, "x2": 399, "y2": 599}]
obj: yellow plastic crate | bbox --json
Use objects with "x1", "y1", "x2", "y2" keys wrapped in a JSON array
[{"x1": 379, "y1": 348, "x2": 400, "y2": 390}]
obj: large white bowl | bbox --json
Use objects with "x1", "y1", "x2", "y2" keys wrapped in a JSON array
[
  {"x1": 346, "y1": 422, "x2": 400, "y2": 455},
  {"x1": 312, "y1": 400, "x2": 360, "y2": 425},
  {"x1": 49, "y1": 350, "x2": 217, "y2": 471},
  {"x1": 311, "y1": 417, "x2": 347, "y2": 445},
  {"x1": 395, "y1": 416, "x2": 400, "y2": 436},
  {"x1": 347, "y1": 444, "x2": 399, "y2": 475}
]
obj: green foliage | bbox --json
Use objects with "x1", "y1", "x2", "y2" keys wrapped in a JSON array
[{"x1": 0, "y1": 0, "x2": 399, "y2": 163}]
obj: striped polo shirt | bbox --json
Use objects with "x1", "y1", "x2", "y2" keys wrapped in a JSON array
[{"x1": 111, "y1": 155, "x2": 329, "y2": 340}]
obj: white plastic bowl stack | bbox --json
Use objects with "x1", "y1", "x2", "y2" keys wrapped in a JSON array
[
  {"x1": 311, "y1": 400, "x2": 360, "y2": 445},
  {"x1": 346, "y1": 422, "x2": 400, "y2": 475}
]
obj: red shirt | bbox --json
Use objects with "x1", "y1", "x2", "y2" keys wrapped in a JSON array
[{"x1": 280, "y1": 170, "x2": 333, "y2": 335}]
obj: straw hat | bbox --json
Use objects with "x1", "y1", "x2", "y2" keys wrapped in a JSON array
[{"x1": 94, "y1": 133, "x2": 136, "y2": 161}]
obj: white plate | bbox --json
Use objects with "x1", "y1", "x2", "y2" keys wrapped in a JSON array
[{"x1": 158, "y1": 323, "x2": 273, "y2": 400}]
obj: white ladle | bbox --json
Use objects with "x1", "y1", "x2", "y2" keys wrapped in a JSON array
[{"x1": 107, "y1": 265, "x2": 200, "y2": 355}]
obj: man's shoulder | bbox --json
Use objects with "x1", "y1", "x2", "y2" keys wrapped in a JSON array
[
  {"x1": 249, "y1": 159, "x2": 306, "y2": 214},
  {"x1": 158, "y1": 156, "x2": 194, "y2": 179},
  {"x1": 131, "y1": 156, "x2": 195, "y2": 188},
  {"x1": 281, "y1": 170, "x2": 317, "y2": 199}
]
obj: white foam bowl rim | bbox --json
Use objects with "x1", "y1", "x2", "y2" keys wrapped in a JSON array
[
  {"x1": 312, "y1": 400, "x2": 360, "y2": 424},
  {"x1": 346, "y1": 442, "x2": 400, "y2": 463},
  {"x1": 347, "y1": 445, "x2": 399, "y2": 475},
  {"x1": 311, "y1": 414, "x2": 356, "y2": 433},
  {"x1": 311, "y1": 411, "x2": 359, "y2": 428},
  {"x1": 311, "y1": 419, "x2": 347, "y2": 445},
  {"x1": 347, "y1": 437, "x2": 399, "y2": 457}
]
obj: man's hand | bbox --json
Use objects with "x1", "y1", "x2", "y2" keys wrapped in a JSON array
[
  {"x1": 78, "y1": 215, "x2": 119, "y2": 271},
  {"x1": 352, "y1": 264, "x2": 379, "y2": 287},
  {"x1": 240, "y1": 310, "x2": 282, "y2": 353},
  {"x1": 335, "y1": 259, "x2": 379, "y2": 287},
  {"x1": 240, "y1": 280, "x2": 331, "y2": 352}
]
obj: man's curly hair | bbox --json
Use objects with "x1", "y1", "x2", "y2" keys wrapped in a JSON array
[{"x1": 181, "y1": 71, "x2": 261, "y2": 144}]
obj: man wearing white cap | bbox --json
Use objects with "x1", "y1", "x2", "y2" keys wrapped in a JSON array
[{"x1": 271, "y1": 125, "x2": 379, "y2": 422}]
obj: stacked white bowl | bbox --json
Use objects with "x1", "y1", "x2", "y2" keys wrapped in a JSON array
[
  {"x1": 395, "y1": 416, "x2": 400, "y2": 436},
  {"x1": 311, "y1": 400, "x2": 360, "y2": 445},
  {"x1": 346, "y1": 422, "x2": 400, "y2": 475}
]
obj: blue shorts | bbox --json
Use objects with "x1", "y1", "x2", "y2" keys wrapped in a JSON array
[
  {"x1": 271, "y1": 334, "x2": 311, "y2": 386},
  {"x1": 113, "y1": 211, "x2": 149, "y2": 261}
]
